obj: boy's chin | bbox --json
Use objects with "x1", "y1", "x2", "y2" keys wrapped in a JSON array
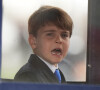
[
  {"x1": 50, "y1": 59, "x2": 63, "y2": 64},
  {"x1": 51, "y1": 53, "x2": 64, "y2": 60}
]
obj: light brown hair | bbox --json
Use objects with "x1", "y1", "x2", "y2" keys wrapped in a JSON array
[{"x1": 28, "y1": 5, "x2": 73, "y2": 37}]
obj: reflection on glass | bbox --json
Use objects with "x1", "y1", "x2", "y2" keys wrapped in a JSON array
[{"x1": 2, "y1": 0, "x2": 88, "y2": 82}]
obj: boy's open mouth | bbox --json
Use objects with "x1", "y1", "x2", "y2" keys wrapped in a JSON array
[{"x1": 51, "y1": 48, "x2": 62, "y2": 55}]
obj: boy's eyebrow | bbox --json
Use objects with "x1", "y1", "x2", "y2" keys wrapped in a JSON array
[
  {"x1": 43, "y1": 30, "x2": 56, "y2": 33},
  {"x1": 63, "y1": 31, "x2": 70, "y2": 34},
  {"x1": 43, "y1": 30, "x2": 70, "y2": 34}
]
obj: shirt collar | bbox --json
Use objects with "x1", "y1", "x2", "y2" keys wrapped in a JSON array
[{"x1": 37, "y1": 55, "x2": 58, "y2": 73}]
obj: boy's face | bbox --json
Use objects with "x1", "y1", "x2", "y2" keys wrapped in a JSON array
[{"x1": 29, "y1": 23, "x2": 70, "y2": 66}]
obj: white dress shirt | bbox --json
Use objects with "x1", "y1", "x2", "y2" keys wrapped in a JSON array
[{"x1": 37, "y1": 55, "x2": 58, "y2": 73}]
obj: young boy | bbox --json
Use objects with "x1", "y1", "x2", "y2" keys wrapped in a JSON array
[{"x1": 14, "y1": 5, "x2": 73, "y2": 84}]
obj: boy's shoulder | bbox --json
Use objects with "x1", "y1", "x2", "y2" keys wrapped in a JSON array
[
  {"x1": 14, "y1": 54, "x2": 41, "y2": 81},
  {"x1": 15, "y1": 54, "x2": 40, "y2": 75},
  {"x1": 14, "y1": 54, "x2": 49, "y2": 79}
]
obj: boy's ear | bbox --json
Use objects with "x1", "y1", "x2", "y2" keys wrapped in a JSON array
[{"x1": 28, "y1": 34, "x2": 37, "y2": 49}]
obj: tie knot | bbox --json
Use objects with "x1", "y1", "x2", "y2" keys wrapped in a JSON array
[{"x1": 54, "y1": 69, "x2": 61, "y2": 83}]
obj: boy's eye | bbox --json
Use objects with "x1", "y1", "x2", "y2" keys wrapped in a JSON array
[
  {"x1": 47, "y1": 33, "x2": 54, "y2": 36},
  {"x1": 61, "y1": 33, "x2": 69, "y2": 38}
]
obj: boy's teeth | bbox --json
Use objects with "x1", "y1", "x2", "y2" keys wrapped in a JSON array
[
  {"x1": 57, "y1": 53, "x2": 61, "y2": 55},
  {"x1": 51, "y1": 51, "x2": 61, "y2": 55},
  {"x1": 52, "y1": 52, "x2": 56, "y2": 55},
  {"x1": 51, "y1": 48, "x2": 62, "y2": 56}
]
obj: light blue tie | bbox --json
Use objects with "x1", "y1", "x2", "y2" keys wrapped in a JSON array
[{"x1": 54, "y1": 69, "x2": 61, "y2": 83}]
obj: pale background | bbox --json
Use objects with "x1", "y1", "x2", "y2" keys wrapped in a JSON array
[{"x1": 1, "y1": 0, "x2": 88, "y2": 82}]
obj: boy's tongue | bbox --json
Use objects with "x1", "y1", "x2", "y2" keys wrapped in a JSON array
[{"x1": 51, "y1": 49, "x2": 62, "y2": 55}]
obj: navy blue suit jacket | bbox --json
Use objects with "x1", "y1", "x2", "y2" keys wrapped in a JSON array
[{"x1": 14, "y1": 54, "x2": 66, "y2": 84}]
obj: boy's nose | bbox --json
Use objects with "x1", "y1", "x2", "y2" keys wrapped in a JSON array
[{"x1": 55, "y1": 35, "x2": 62, "y2": 44}]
